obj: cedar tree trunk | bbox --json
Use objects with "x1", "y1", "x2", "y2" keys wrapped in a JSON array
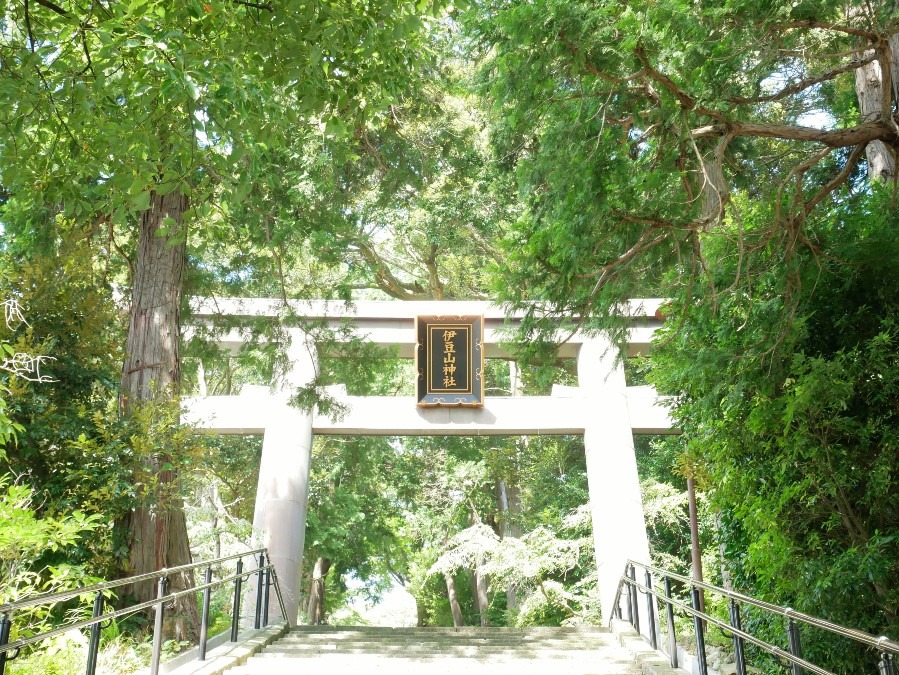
[
  {"x1": 121, "y1": 190, "x2": 199, "y2": 641},
  {"x1": 307, "y1": 556, "x2": 331, "y2": 624},
  {"x1": 445, "y1": 573, "x2": 464, "y2": 628},
  {"x1": 416, "y1": 599, "x2": 429, "y2": 627},
  {"x1": 476, "y1": 565, "x2": 489, "y2": 626},
  {"x1": 855, "y1": 34, "x2": 899, "y2": 181},
  {"x1": 496, "y1": 480, "x2": 521, "y2": 611}
]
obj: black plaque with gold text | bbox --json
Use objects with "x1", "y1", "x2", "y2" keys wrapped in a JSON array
[{"x1": 415, "y1": 315, "x2": 484, "y2": 406}]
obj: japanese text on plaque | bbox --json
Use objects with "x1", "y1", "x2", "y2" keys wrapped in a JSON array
[{"x1": 443, "y1": 330, "x2": 457, "y2": 387}]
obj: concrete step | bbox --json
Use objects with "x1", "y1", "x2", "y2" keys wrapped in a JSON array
[
  {"x1": 223, "y1": 625, "x2": 641, "y2": 675},
  {"x1": 272, "y1": 636, "x2": 614, "y2": 648}
]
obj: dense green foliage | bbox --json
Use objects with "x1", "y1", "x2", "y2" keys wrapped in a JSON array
[
  {"x1": 650, "y1": 189, "x2": 899, "y2": 668},
  {"x1": 465, "y1": 0, "x2": 897, "y2": 346},
  {"x1": 458, "y1": 0, "x2": 899, "y2": 666},
  {"x1": 2, "y1": 0, "x2": 898, "y2": 672}
]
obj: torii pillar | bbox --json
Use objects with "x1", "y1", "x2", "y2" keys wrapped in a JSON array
[
  {"x1": 578, "y1": 338, "x2": 653, "y2": 632},
  {"x1": 251, "y1": 331, "x2": 317, "y2": 623}
]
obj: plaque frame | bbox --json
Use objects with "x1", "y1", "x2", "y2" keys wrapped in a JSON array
[{"x1": 415, "y1": 315, "x2": 484, "y2": 407}]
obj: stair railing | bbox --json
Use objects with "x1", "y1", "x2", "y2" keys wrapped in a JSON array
[
  {"x1": 613, "y1": 560, "x2": 898, "y2": 675},
  {"x1": 0, "y1": 547, "x2": 289, "y2": 675}
]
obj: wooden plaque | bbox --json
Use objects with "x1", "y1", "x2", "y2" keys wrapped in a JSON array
[{"x1": 415, "y1": 315, "x2": 484, "y2": 407}]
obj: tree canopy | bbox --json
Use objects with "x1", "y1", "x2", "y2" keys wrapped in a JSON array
[{"x1": 1, "y1": 0, "x2": 898, "y2": 670}]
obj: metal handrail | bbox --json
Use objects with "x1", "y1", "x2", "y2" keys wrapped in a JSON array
[
  {"x1": 0, "y1": 548, "x2": 290, "y2": 675},
  {"x1": 615, "y1": 560, "x2": 898, "y2": 675},
  {"x1": 634, "y1": 560, "x2": 899, "y2": 653},
  {"x1": 0, "y1": 547, "x2": 267, "y2": 614},
  {"x1": 626, "y1": 577, "x2": 832, "y2": 675}
]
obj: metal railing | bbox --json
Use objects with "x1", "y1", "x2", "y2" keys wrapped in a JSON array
[
  {"x1": 0, "y1": 548, "x2": 289, "y2": 675},
  {"x1": 613, "y1": 560, "x2": 899, "y2": 675}
]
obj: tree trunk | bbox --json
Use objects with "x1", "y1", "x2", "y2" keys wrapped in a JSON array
[
  {"x1": 496, "y1": 480, "x2": 521, "y2": 611},
  {"x1": 472, "y1": 565, "x2": 489, "y2": 626},
  {"x1": 306, "y1": 556, "x2": 331, "y2": 624},
  {"x1": 855, "y1": 34, "x2": 899, "y2": 181},
  {"x1": 120, "y1": 190, "x2": 198, "y2": 642},
  {"x1": 445, "y1": 573, "x2": 464, "y2": 627},
  {"x1": 416, "y1": 598, "x2": 428, "y2": 627}
]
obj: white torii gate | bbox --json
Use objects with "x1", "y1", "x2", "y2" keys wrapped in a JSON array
[{"x1": 183, "y1": 297, "x2": 675, "y2": 632}]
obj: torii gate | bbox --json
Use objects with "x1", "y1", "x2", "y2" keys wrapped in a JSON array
[{"x1": 183, "y1": 297, "x2": 675, "y2": 631}]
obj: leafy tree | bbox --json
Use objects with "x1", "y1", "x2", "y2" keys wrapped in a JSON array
[
  {"x1": 650, "y1": 191, "x2": 899, "y2": 668},
  {"x1": 1, "y1": 0, "x2": 449, "y2": 633},
  {"x1": 214, "y1": 23, "x2": 511, "y2": 303},
  {"x1": 0, "y1": 293, "x2": 102, "y2": 652},
  {"x1": 0, "y1": 236, "x2": 134, "y2": 578},
  {"x1": 302, "y1": 435, "x2": 414, "y2": 624},
  {"x1": 454, "y1": 0, "x2": 899, "y2": 656},
  {"x1": 462, "y1": 0, "x2": 897, "y2": 345}
]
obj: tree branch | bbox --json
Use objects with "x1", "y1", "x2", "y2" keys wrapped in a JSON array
[
  {"x1": 353, "y1": 239, "x2": 432, "y2": 300},
  {"x1": 778, "y1": 20, "x2": 879, "y2": 40},
  {"x1": 33, "y1": 0, "x2": 69, "y2": 16},
  {"x1": 24, "y1": 0, "x2": 36, "y2": 52},
  {"x1": 634, "y1": 48, "x2": 726, "y2": 121},
  {"x1": 802, "y1": 143, "x2": 866, "y2": 217},
  {"x1": 557, "y1": 31, "x2": 646, "y2": 85},
  {"x1": 692, "y1": 119, "x2": 896, "y2": 148},
  {"x1": 231, "y1": 0, "x2": 274, "y2": 11},
  {"x1": 728, "y1": 54, "x2": 878, "y2": 104},
  {"x1": 776, "y1": 146, "x2": 832, "y2": 228}
]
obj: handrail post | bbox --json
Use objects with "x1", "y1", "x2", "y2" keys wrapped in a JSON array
[
  {"x1": 231, "y1": 559, "x2": 244, "y2": 642},
  {"x1": 254, "y1": 553, "x2": 265, "y2": 629},
  {"x1": 625, "y1": 574, "x2": 634, "y2": 626},
  {"x1": 729, "y1": 599, "x2": 746, "y2": 675},
  {"x1": 85, "y1": 591, "x2": 104, "y2": 675},
  {"x1": 0, "y1": 611, "x2": 11, "y2": 675},
  {"x1": 198, "y1": 566, "x2": 212, "y2": 661},
  {"x1": 627, "y1": 564, "x2": 640, "y2": 634},
  {"x1": 787, "y1": 615, "x2": 804, "y2": 675},
  {"x1": 644, "y1": 569, "x2": 658, "y2": 649},
  {"x1": 149, "y1": 576, "x2": 167, "y2": 675},
  {"x1": 663, "y1": 577, "x2": 678, "y2": 669},
  {"x1": 879, "y1": 653, "x2": 896, "y2": 675},
  {"x1": 262, "y1": 564, "x2": 271, "y2": 628},
  {"x1": 269, "y1": 566, "x2": 292, "y2": 628},
  {"x1": 691, "y1": 585, "x2": 708, "y2": 675}
]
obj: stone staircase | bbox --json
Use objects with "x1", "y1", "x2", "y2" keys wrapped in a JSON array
[{"x1": 223, "y1": 625, "x2": 642, "y2": 674}]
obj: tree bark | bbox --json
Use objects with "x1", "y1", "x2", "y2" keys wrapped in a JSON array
[
  {"x1": 472, "y1": 565, "x2": 489, "y2": 626},
  {"x1": 306, "y1": 556, "x2": 331, "y2": 624},
  {"x1": 120, "y1": 190, "x2": 198, "y2": 642},
  {"x1": 854, "y1": 34, "x2": 899, "y2": 181},
  {"x1": 445, "y1": 573, "x2": 464, "y2": 627},
  {"x1": 496, "y1": 480, "x2": 521, "y2": 611},
  {"x1": 416, "y1": 598, "x2": 429, "y2": 627}
]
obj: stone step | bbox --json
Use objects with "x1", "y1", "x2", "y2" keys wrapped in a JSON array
[
  {"x1": 273, "y1": 639, "x2": 614, "y2": 648},
  {"x1": 223, "y1": 625, "x2": 641, "y2": 675},
  {"x1": 288, "y1": 626, "x2": 612, "y2": 635},
  {"x1": 258, "y1": 648, "x2": 620, "y2": 658},
  {"x1": 226, "y1": 659, "x2": 638, "y2": 675},
  {"x1": 274, "y1": 636, "x2": 613, "y2": 647}
]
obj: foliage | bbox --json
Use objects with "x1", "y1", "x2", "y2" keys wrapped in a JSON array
[
  {"x1": 0, "y1": 475, "x2": 101, "y2": 607},
  {"x1": 429, "y1": 507, "x2": 600, "y2": 626},
  {"x1": 302, "y1": 435, "x2": 413, "y2": 609},
  {"x1": 7, "y1": 632, "x2": 88, "y2": 675},
  {"x1": 463, "y1": 0, "x2": 897, "y2": 354},
  {"x1": 453, "y1": 0, "x2": 899, "y2": 666},
  {"x1": 651, "y1": 188, "x2": 899, "y2": 668},
  {"x1": 0, "y1": 0, "x2": 448, "y2": 230},
  {"x1": 207, "y1": 21, "x2": 512, "y2": 303},
  {"x1": 634, "y1": 435, "x2": 720, "y2": 578},
  {"x1": 0, "y1": 288, "x2": 106, "y2": 665}
]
